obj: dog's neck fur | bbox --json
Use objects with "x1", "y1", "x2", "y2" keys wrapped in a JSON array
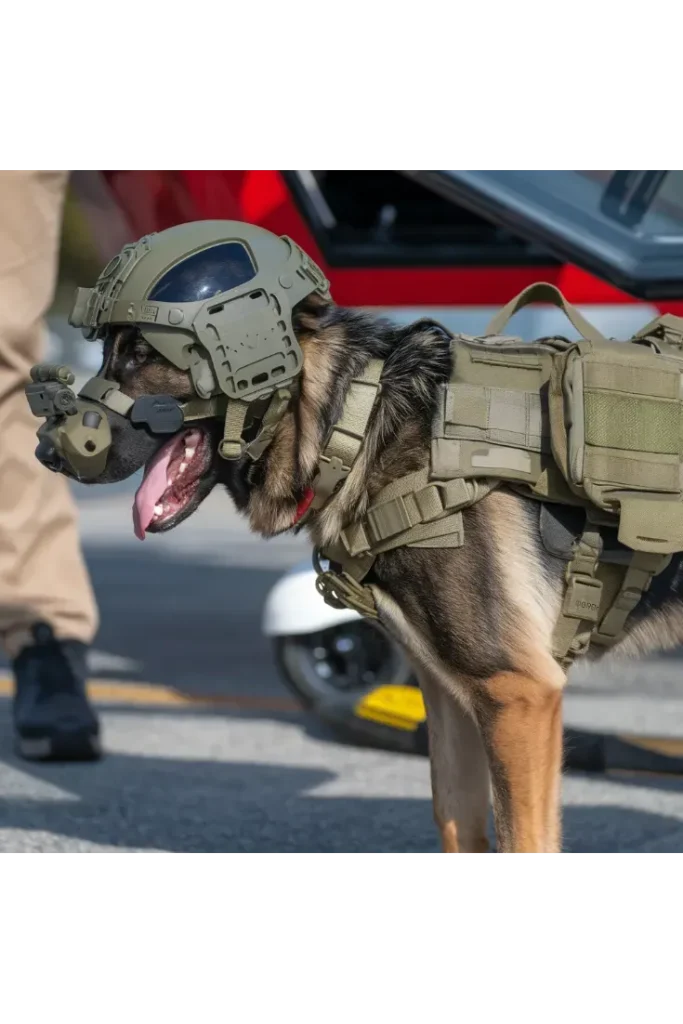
[{"x1": 227, "y1": 298, "x2": 453, "y2": 547}]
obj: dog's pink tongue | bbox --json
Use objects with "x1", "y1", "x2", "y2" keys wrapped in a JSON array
[{"x1": 132, "y1": 439, "x2": 177, "y2": 541}]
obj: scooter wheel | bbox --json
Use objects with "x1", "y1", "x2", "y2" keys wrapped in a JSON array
[
  {"x1": 273, "y1": 622, "x2": 428, "y2": 754},
  {"x1": 273, "y1": 619, "x2": 406, "y2": 708}
]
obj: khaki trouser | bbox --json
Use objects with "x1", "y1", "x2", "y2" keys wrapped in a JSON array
[{"x1": 0, "y1": 171, "x2": 98, "y2": 658}]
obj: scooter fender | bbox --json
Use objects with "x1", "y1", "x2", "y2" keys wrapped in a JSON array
[{"x1": 262, "y1": 561, "x2": 361, "y2": 638}]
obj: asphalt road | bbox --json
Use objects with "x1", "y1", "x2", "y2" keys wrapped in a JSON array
[{"x1": 3, "y1": 475, "x2": 683, "y2": 852}]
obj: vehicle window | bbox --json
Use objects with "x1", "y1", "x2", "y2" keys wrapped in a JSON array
[
  {"x1": 285, "y1": 171, "x2": 557, "y2": 268},
  {"x1": 411, "y1": 171, "x2": 683, "y2": 299}
]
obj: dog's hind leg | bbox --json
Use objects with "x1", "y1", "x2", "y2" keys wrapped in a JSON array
[
  {"x1": 472, "y1": 670, "x2": 564, "y2": 853},
  {"x1": 418, "y1": 669, "x2": 490, "y2": 853}
]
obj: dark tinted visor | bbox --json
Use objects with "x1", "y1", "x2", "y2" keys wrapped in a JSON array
[{"x1": 148, "y1": 242, "x2": 256, "y2": 303}]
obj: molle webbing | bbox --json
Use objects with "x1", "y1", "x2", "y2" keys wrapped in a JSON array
[
  {"x1": 430, "y1": 333, "x2": 570, "y2": 489},
  {"x1": 315, "y1": 470, "x2": 497, "y2": 620},
  {"x1": 548, "y1": 342, "x2": 683, "y2": 556},
  {"x1": 340, "y1": 469, "x2": 496, "y2": 561}
]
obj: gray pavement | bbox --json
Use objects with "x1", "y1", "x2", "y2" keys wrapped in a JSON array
[{"x1": 6, "y1": 701, "x2": 683, "y2": 852}]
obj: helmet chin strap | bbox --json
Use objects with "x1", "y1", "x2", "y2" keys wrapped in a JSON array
[{"x1": 184, "y1": 388, "x2": 296, "y2": 462}]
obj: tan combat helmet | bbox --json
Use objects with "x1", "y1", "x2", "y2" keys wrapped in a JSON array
[{"x1": 26, "y1": 221, "x2": 331, "y2": 478}]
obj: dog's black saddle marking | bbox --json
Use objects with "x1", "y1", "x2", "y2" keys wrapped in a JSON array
[{"x1": 539, "y1": 503, "x2": 632, "y2": 566}]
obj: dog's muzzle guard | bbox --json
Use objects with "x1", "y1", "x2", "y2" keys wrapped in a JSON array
[{"x1": 25, "y1": 363, "x2": 218, "y2": 480}]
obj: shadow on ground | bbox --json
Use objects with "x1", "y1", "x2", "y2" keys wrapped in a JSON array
[
  {"x1": 0, "y1": 743, "x2": 437, "y2": 853},
  {"x1": 1, "y1": 713, "x2": 683, "y2": 853}
]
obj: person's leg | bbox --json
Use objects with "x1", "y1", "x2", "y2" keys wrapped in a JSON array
[{"x1": 0, "y1": 170, "x2": 101, "y2": 759}]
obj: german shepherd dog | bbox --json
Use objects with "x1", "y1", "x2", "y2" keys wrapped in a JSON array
[{"x1": 90, "y1": 294, "x2": 683, "y2": 853}]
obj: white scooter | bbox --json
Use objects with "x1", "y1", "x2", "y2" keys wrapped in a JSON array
[{"x1": 262, "y1": 557, "x2": 427, "y2": 752}]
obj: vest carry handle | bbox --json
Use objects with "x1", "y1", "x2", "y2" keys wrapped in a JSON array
[{"x1": 486, "y1": 282, "x2": 608, "y2": 346}]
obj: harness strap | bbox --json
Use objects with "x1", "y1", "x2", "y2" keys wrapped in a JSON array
[
  {"x1": 551, "y1": 524, "x2": 670, "y2": 667},
  {"x1": 218, "y1": 388, "x2": 294, "y2": 462},
  {"x1": 315, "y1": 470, "x2": 498, "y2": 620},
  {"x1": 591, "y1": 551, "x2": 669, "y2": 648},
  {"x1": 181, "y1": 395, "x2": 227, "y2": 421},
  {"x1": 340, "y1": 469, "x2": 495, "y2": 558},
  {"x1": 243, "y1": 388, "x2": 293, "y2": 461},
  {"x1": 551, "y1": 520, "x2": 604, "y2": 666},
  {"x1": 313, "y1": 547, "x2": 380, "y2": 620},
  {"x1": 80, "y1": 375, "x2": 229, "y2": 424},
  {"x1": 219, "y1": 399, "x2": 252, "y2": 459},
  {"x1": 309, "y1": 359, "x2": 384, "y2": 512}
]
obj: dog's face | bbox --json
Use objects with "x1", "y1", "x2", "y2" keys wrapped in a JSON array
[{"x1": 92, "y1": 327, "x2": 235, "y2": 539}]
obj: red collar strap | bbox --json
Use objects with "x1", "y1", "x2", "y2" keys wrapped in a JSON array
[{"x1": 292, "y1": 487, "x2": 315, "y2": 526}]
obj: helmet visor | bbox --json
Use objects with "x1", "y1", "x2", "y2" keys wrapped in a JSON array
[{"x1": 148, "y1": 242, "x2": 256, "y2": 303}]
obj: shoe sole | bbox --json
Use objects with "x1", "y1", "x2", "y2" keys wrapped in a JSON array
[{"x1": 17, "y1": 732, "x2": 103, "y2": 762}]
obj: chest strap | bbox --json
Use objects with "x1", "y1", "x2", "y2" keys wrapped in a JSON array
[{"x1": 315, "y1": 468, "x2": 498, "y2": 618}]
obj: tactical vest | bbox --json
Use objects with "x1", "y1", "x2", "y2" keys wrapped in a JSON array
[{"x1": 312, "y1": 283, "x2": 683, "y2": 669}]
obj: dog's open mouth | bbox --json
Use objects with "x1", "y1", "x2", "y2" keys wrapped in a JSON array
[{"x1": 133, "y1": 426, "x2": 212, "y2": 539}]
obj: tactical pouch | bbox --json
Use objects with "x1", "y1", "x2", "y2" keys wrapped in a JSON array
[
  {"x1": 549, "y1": 340, "x2": 683, "y2": 553},
  {"x1": 431, "y1": 335, "x2": 557, "y2": 486},
  {"x1": 430, "y1": 328, "x2": 585, "y2": 516}
]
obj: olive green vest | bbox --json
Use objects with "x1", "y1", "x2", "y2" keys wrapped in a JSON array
[{"x1": 313, "y1": 283, "x2": 683, "y2": 668}]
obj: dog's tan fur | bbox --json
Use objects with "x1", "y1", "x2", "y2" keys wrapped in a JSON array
[{"x1": 101, "y1": 300, "x2": 683, "y2": 853}]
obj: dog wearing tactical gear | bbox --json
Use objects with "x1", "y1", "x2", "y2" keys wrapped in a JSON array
[{"x1": 27, "y1": 221, "x2": 683, "y2": 853}]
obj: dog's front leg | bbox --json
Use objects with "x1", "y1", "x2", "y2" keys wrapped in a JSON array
[
  {"x1": 473, "y1": 671, "x2": 564, "y2": 853},
  {"x1": 418, "y1": 669, "x2": 490, "y2": 853}
]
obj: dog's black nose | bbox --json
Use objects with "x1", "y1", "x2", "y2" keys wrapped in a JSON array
[{"x1": 35, "y1": 437, "x2": 64, "y2": 473}]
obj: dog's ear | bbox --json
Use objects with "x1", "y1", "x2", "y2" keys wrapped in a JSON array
[{"x1": 292, "y1": 292, "x2": 332, "y2": 339}]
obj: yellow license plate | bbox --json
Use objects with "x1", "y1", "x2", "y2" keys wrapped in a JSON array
[{"x1": 355, "y1": 685, "x2": 426, "y2": 732}]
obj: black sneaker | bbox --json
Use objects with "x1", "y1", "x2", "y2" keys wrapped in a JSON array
[{"x1": 12, "y1": 622, "x2": 102, "y2": 762}]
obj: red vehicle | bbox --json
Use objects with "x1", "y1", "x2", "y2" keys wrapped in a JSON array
[{"x1": 71, "y1": 170, "x2": 683, "y2": 341}]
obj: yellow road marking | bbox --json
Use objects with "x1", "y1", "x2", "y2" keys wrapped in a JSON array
[
  {"x1": 0, "y1": 676, "x2": 299, "y2": 712},
  {"x1": 4, "y1": 672, "x2": 682, "y2": 753}
]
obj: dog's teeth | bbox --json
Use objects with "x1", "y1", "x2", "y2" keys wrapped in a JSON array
[
  {"x1": 184, "y1": 446, "x2": 196, "y2": 459},
  {"x1": 178, "y1": 462, "x2": 187, "y2": 475},
  {"x1": 154, "y1": 504, "x2": 163, "y2": 516}
]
